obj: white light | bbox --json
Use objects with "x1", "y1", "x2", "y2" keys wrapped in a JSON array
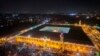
[
  {"x1": 69, "y1": 13, "x2": 77, "y2": 16},
  {"x1": 28, "y1": 35, "x2": 31, "y2": 38},
  {"x1": 86, "y1": 16, "x2": 90, "y2": 19}
]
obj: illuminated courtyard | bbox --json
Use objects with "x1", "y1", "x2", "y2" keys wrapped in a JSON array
[
  {"x1": 0, "y1": 23, "x2": 100, "y2": 56},
  {"x1": 8, "y1": 24, "x2": 97, "y2": 56}
]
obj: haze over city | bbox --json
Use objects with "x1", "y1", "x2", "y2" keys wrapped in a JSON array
[{"x1": 0, "y1": 0, "x2": 100, "y2": 14}]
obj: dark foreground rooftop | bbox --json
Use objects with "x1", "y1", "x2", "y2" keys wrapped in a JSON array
[{"x1": 21, "y1": 24, "x2": 94, "y2": 46}]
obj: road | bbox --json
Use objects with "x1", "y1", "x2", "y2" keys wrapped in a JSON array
[
  {"x1": 7, "y1": 19, "x2": 50, "y2": 41},
  {"x1": 81, "y1": 25, "x2": 100, "y2": 51}
]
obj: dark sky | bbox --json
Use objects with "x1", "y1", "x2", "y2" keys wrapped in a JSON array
[{"x1": 0, "y1": 0, "x2": 100, "y2": 14}]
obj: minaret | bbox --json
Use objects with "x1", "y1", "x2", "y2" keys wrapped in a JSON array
[
  {"x1": 79, "y1": 20, "x2": 81, "y2": 26},
  {"x1": 60, "y1": 33, "x2": 64, "y2": 42},
  {"x1": 60, "y1": 33, "x2": 64, "y2": 52}
]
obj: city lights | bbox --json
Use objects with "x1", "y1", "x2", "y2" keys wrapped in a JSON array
[{"x1": 0, "y1": 0, "x2": 100, "y2": 56}]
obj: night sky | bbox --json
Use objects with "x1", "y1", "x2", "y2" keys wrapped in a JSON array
[{"x1": 0, "y1": 0, "x2": 100, "y2": 14}]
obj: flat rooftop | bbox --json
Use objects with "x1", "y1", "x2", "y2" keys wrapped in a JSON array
[{"x1": 21, "y1": 24, "x2": 94, "y2": 46}]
